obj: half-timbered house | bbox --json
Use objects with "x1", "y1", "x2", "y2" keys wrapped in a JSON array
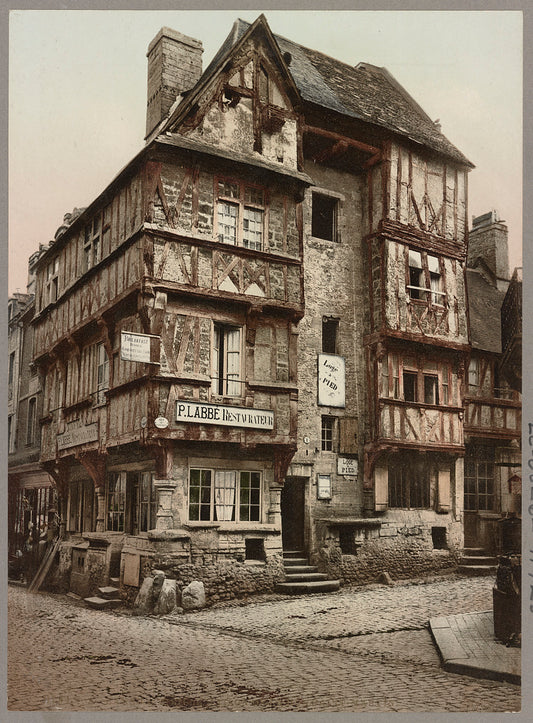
[{"x1": 28, "y1": 15, "x2": 521, "y2": 601}]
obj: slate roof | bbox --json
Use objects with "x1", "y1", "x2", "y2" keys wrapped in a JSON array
[
  {"x1": 192, "y1": 17, "x2": 472, "y2": 168},
  {"x1": 466, "y1": 268, "x2": 505, "y2": 353}
]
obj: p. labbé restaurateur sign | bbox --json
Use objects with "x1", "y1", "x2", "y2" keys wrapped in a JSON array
[{"x1": 176, "y1": 401, "x2": 274, "y2": 430}]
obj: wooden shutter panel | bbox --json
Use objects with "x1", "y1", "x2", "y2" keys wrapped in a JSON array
[
  {"x1": 374, "y1": 464, "x2": 388, "y2": 511},
  {"x1": 437, "y1": 467, "x2": 451, "y2": 513},
  {"x1": 339, "y1": 417, "x2": 357, "y2": 454}
]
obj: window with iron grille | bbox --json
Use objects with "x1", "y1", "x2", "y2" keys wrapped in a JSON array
[
  {"x1": 388, "y1": 459, "x2": 431, "y2": 509},
  {"x1": 216, "y1": 179, "x2": 265, "y2": 251},
  {"x1": 321, "y1": 415, "x2": 337, "y2": 451},
  {"x1": 188, "y1": 468, "x2": 261, "y2": 522}
]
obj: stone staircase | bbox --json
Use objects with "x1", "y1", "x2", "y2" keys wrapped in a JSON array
[
  {"x1": 84, "y1": 579, "x2": 122, "y2": 610},
  {"x1": 457, "y1": 547, "x2": 498, "y2": 576},
  {"x1": 276, "y1": 550, "x2": 340, "y2": 594}
]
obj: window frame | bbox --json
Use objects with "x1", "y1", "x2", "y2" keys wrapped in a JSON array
[
  {"x1": 26, "y1": 396, "x2": 37, "y2": 446},
  {"x1": 45, "y1": 257, "x2": 59, "y2": 305},
  {"x1": 321, "y1": 415, "x2": 338, "y2": 452},
  {"x1": 83, "y1": 213, "x2": 102, "y2": 273},
  {"x1": 188, "y1": 467, "x2": 262, "y2": 523},
  {"x1": 215, "y1": 178, "x2": 266, "y2": 251},
  {"x1": 407, "y1": 249, "x2": 445, "y2": 306},
  {"x1": 388, "y1": 459, "x2": 431, "y2": 509},
  {"x1": 105, "y1": 471, "x2": 156, "y2": 534},
  {"x1": 212, "y1": 323, "x2": 243, "y2": 398},
  {"x1": 95, "y1": 342, "x2": 110, "y2": 405},
  {"x1": 464, "y1": 450, "x2": 495, "y2": 511},
  {"x1": 311, "y1": 192, "x2": 339, "y2": 242},
  {"x1": 322, "y1": 317, "x2": 339, "y2": 354}
]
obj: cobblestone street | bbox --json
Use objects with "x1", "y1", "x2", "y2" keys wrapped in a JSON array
[{"x1": 8, "y1": 575, "x2": 520, "y2": 713}]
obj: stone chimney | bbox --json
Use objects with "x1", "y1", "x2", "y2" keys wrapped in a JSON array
[
  {"x1": 145, "y1": 27, "x2": 203, "y2": 139},
  {"x1": 467, "y1": 210, "x2": 510, "y2": 291}
]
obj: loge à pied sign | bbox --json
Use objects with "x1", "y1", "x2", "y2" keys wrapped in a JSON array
[
  {"x1": 176, "y1": 401, "x2": 274, "y2": 430},
  {"x1": 317, "y1": 353, "x2": 346, "y2": 407}
]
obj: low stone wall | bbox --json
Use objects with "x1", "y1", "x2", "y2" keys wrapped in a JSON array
[
  {"x1": 149, "y1": 554, "x2": 286, "y2": 605},
  {"x1": 317, "y1": 524, "x2": 459, "y2": 584}
]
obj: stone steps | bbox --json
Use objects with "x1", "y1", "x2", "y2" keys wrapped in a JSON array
[
  {"x1": 84, "y1": 585, "x2": 122, "y2": 610},
  {"x1": 457, "y1": 564, "x2": 497, "y2": 577},
  {"x1": 458, "y1": 548, "x2": 497, "y2": 576},
  {"x1": 276, "y1": 551, "x2": 340, "y2": 594},
  {"x1": 276, "y1": 579, "x2": 341, "y2": 594}
]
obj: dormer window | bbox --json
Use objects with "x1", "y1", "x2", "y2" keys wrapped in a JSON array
[
  {"x1": 216, "y1": 179, "x2": 265, "y2": 251},
  {"x1": 407, "y1": 249, "x2": 445, "y2": 305},
  {"x1": 84, "y1": 214, "x2": 101, "y2": 272}
]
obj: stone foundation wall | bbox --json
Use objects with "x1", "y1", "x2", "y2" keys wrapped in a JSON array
[{"x1": 149, "y1": 553, "x2": 285, "y2": 605}]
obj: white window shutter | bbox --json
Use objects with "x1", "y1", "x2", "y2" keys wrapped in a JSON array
[
  {"x1": 437, "y1": 467, "x2": 451, "y2": 513},
  {"x1": 374, "y1": 464, "x2": 388, "y2": 511}
]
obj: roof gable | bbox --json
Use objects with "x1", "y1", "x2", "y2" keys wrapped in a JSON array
[{"x1": 180, "y1": 16, "x2": 472, "y2": 168}]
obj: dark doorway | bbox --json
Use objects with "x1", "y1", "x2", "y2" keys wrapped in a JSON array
[{"x1": 281, "y1": 477, "x2": 306, "y2": 551}]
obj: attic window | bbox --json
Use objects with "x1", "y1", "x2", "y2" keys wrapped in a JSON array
[{"x1": 222, "y1": 88, "x2": 240, "y2": 111}]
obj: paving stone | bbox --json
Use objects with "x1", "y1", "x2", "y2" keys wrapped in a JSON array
[{"x1": 7, "y1": 577, "x2": 520, "y2": 713}]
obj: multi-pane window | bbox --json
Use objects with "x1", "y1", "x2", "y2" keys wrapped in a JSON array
[
  {"x1": 424, "y1": 375, "x2": 439, "y2": 405},
  {"x1": 312, "y1": 193, "x2": 338, "y2": 242},
  {"x1": 468, "y1": 358, "x2": 479, "y2": 395},
  {"x1": 403, "y1": 371, "x2": 418, "y2": 402},
  {"x1": 401, "y1": 370, "x2": 443, "y2": 405},
  {"x1": 212, "y1": 324, "x2": 241, "y2": 396},
  {"x1": 68, "y1": 480, "x2": 95, "y2": 533},
  {"x1": 84, "y1": 214, "x2": 102, "y2": 272},
  {"x1": 321, "y1": 415, "x2": 337, "y2": 451},
  {"x1": 216, "y1": 180, "x2": 265, "y2": 251},
  {"x1": 45, "y1": 257, "x2": 59, "y2": 305},
  {"x1": 389, "y1": 459, "x2": 431, "y2": 508},
  {"x1": 96, "y1": 342, "x2": 110, "y2": 404},
  {"x1": 464, "y1": 450, "x2": 494, "y2": 511},
  {"x1": 8, "y1": 415, "x2": 15, "y2": 454},
  {"x1": 322, "y1": 317, "x2": 339, "y2": 354},
  {"x1": 188, "y1": 468, "x2": 261, "y2": 522},
  {"x1": 26, "y1": 397, "x2": 37, "y2": 446},
  {"x1": 407, "y1": 250, "x2": 444, "y2": 305},
  {"x1": 106, "y1": 471, "x2": 156, "y2": 533},
  {"x1": 8, "y1": 351, "x2": 15, "y2": 394}
]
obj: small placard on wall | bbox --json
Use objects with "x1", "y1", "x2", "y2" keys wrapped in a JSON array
[{"x1": 317, "y1": 474, "x2": 332, "y2": 500}]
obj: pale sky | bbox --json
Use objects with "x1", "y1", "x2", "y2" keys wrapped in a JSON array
[{"x1": 8, "y1": 10, "x2": 522, "y2": 295}]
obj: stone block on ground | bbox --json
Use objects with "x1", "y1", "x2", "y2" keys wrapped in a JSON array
[
  {"x1": 153, "y1": 578, "x2": 177, "y2": 615},
  {"x1": 181, "y1": 580, "x2": 206, "y2": 610},
  {"x1": 133, "y1": 576, "x2": 154, "y2": 615}
]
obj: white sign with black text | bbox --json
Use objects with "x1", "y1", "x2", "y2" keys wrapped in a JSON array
[
  {"x1": 317, "y1": 353, "x2": 346, "y2": 407},
  {"x1": 337, "y1": 456, "x2": 358, "y2": 477},
  {"x1": 176, "y1": 401, "x2": 274, "y2": 430},
  {"x1": 120, "y1": 331, "x2": 155, "y2": 363}
]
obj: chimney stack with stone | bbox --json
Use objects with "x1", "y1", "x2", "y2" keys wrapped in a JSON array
[
  {"x1": 145, "y1": 27, "x2": 203, "y2": 139},
  {"x1": 467, "y1": 210, "x2": 510, "y2": 291}
]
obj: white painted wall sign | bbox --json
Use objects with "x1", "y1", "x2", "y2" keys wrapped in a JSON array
[
  {"x1": 337, "y1": 457, "x2": 358, "y2": 476},
  {"x1": 176, "y1": 401, "x2": 274, "y2": 430},
  {"x1": 57, "y1": 423, "x2": 98, "y2": 450},
  {"x1": 317, "y1": 353, "x2": 346, "y2": 407},
  {"x1": 317, "y1": 474, "x2": 332, "y2": 500},
  {"x1": 120, "y1": 331, "x2": 155, "y2": 363}
]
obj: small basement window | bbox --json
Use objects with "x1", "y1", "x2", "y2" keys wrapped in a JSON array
[
  {"x1": 431, "y1": 526, "x2": 448, "y2": 550},
  {"x1": 245, "y1": 538, "x2": 265, "y2": 561},
  {"x1": 312, "y1": 193, "x2": 338, "y2": 241},
  {"x1": 339, "y1": 527, "x2": 358, "y2": 555}
]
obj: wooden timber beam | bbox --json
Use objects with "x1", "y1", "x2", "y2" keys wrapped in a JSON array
[{"x1": 302, "y1": 124, "x2": 381, "y2": 165}]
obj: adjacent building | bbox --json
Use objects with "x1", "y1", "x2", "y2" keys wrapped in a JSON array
[{"x1": 19, "y1": 16, "x2": 520, "y2": 602}]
